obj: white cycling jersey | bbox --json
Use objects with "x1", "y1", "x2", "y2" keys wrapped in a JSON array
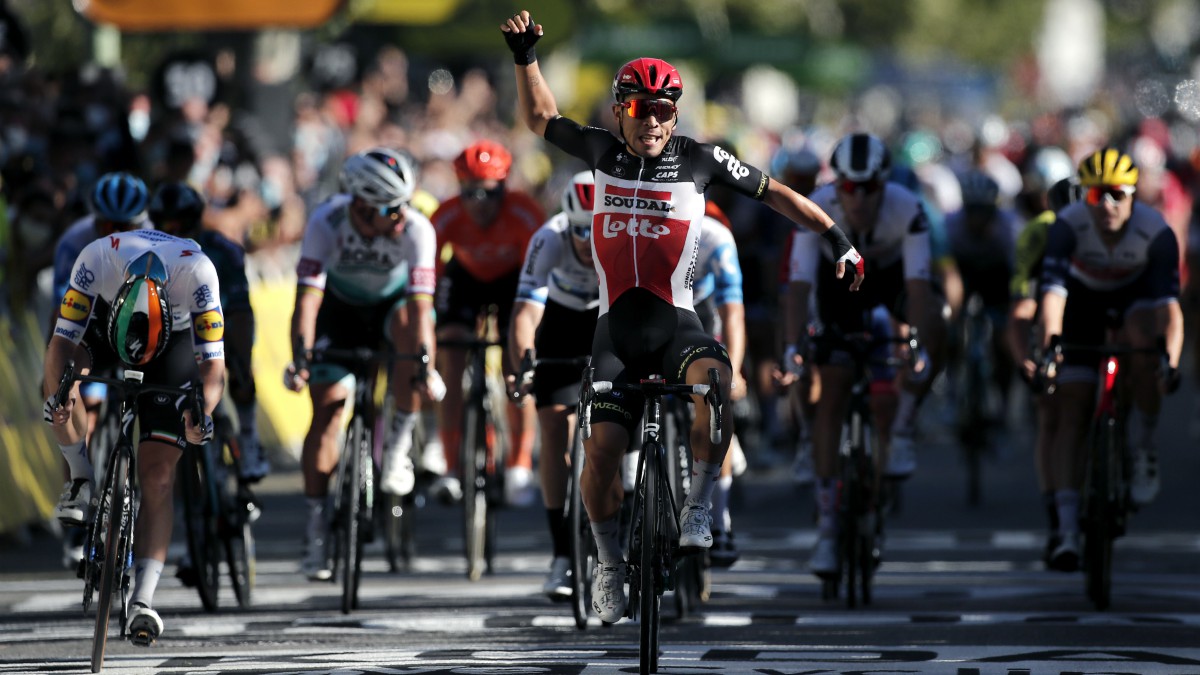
[
  {"x1": 788, "y1": 182, "x2": 932, "y2": 284},
  {"x1": 516, "y1": 212, "x2": 601, "y2": 311},
  {"x1": 53, "y1": 215, "x2": 152, "y2": 301},
  {"x1": 55, "y1": 229, "x2": 225, "y2": 361},
  {"x1": 297, "y1": 194, "x2": 437, "y2": 304}
]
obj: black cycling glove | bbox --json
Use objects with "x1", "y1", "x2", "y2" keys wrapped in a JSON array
[{"x1": 503, "y1": 19, "x2": 541, "y2": 66}]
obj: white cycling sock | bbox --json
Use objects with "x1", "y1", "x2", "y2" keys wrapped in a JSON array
[
  {"x1": 686, "y1": 459, "x2": 721, "y2": 509},
  {"x1": 60, "y1": 441, "x2": 92, "y2": 483},
  {"x1": 387, "y1": 409, "x2": 418, "y2": 459},
  {"x1": 1055, "y1": 489, "x2": 1080, "y2": 536},
  {"x1": 130, "y1": 558, "x2": 164, "y2": 608},
  {"x1": 590, "y1": 518, "x2": 624, "y2": 565},
  {"x1": 816, "y1": 478, "x2": 837, "y2": 536},
  {"x1": 710, "y1": 475, "x2": 733, "y2": 532}
]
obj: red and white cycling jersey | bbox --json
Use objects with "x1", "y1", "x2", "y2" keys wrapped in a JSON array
[{"x1": 544, "y1": 116, "x2": 768, "y2": 316}]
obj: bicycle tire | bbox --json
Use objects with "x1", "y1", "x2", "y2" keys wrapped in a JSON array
[
  {"x1": 91, "y1": 449, "x2": 128, "y2": 673},
  {"x1": 462, "y1": 397, "x2": 488, "y2": 582},
  {"x1": 568, "y1": 429, "x2": 594, "y2": 630},
  {"x1": 340, "y1": 416, "x2": 364, "y2": 614},
  {"x1": 1085, "y1": 414, "x2": 1117, "y2": 610},
  {"x1": 639, "y1": 442, "x2": 661, "y2": 675},
  {"x1": 181, "y1": 444, "x2": 221, "y2": 612}
]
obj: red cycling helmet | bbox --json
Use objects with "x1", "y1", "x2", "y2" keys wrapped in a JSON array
[
  {"x1": 612, "y1": 58, "x2": 683, "y2": 102},
  {"x1": 454, "y1": 140, "x2": 513, "y2": 182}
]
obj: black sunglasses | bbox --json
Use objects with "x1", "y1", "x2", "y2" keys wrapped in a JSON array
[{"x1": 570, "y1": 224, "x2": 591, "y2": 240}]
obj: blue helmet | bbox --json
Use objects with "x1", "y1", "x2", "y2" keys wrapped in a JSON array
[{"x1": 91, "y1": 172, "x2": 149, "y2": 224}]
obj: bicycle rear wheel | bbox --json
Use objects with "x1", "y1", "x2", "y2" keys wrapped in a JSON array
[
  {"x1": 181, "y1": 443, "x2": 221, "y2": 612},
  {"x1": 1084, "y1": 415, "x2": 1117, "y2": 610},
  {"x1": 841, "y1": 463, "x2": 862, "y2": 609},
  {"x1": 339, "y1": 416, "x2": 365, "y2": 614},
  {"x1": 639, "y1": 443, "x2": 662, "y2": 675},
  {"x1": 90, "y1": 449, "x2": 129, "y2": 673},
  {"x1": 223, "y1": 479, "x2": 256, "y2": 609},
  {"x1": 567, "y1": 430, "x2": 595, "y2": 629}
]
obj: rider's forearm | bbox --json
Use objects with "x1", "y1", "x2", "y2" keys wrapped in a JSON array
[
  {"x1": 42, "y1": 335, "x2": 75, "y2": 398},
  {"x1": 763, "y1": 181, "x2": 836, "y2": 234},
  {"x1": 412, "y1": 295, "x2": 437, "y2": 366},
  {"x1": 783, "y1": 281, "x2": 811, "y2": 350},
  {"x1": 1040, "y1": 292, "x2": 1066, "y2": 347},
  {"x1": 198, "y1": 358, "x2": 226, "y2": 417},
  {"x1": 508, "y1": 301, "x2": 543, "y2": 371},
  {"x1": 1164, "y1": 301, "x2": 1184, "y2": 368},
  {"x1": 289, "y1": 288, "x2": 322, "y2": 357},
  {"x1": 717, "y1": 302, "x2": 745, "y2": 377},
  {"x1": 1006, "y1": 299, "x2": 1037, "y2": 364},
  {"x1": 514, "y1": 61, "x2": 558, "y2": 136}
]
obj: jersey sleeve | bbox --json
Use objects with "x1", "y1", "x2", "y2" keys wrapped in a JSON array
[
  {"x1": 1040, "y1": 218, "x2": 1076, "y2": 298},
  {"x1": 52, "y1": 239, "x2": 106, "y2": 344},
  {"x1": 544, "y1": 116, "x2": 621, "y2": 168},
  {"x1": 902, "y1": 205, "x2": 933, "y2": 281},
  {"x1": 1010, "y1": 212, "x2": 1052, "y2": 300},
  {"x1": 704, "y1": 222, "x2": 743, "y2": 306},
  {"x1": 515, "y1": 224, "x2": 563, "y2": 306},
  {"x1": 690, "y1": 140, "x2": 769, "y2": 201},
  {"x1": 296, "y1": 203, "x2": 339, "y2": 292},
  {"x1": 187, "y1": 256, "x2": 226, "y2": 362},
  {"x1": 407, "y1": 216, "x2": 438, "y2": 297},
  {"x1": 1144, "y1": 226, "x2": 1181, "y2": 303}
]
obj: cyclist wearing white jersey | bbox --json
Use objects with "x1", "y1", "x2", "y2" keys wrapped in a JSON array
[
  {"x1": 1039, "y1": 147, "x2": 1182, "y2": 570},
  {"x1": 44, "y1": 229, "x2": 225, "y2": 645},
  {"x1": 503, "y1": 9, "x2": 861, "y2": 622},
  {"x1": 284, "y1": 148, "x2": 443, "y2": 581}
]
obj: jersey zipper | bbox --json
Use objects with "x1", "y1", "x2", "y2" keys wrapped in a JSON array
[{"x1": 632, "y1": 156, "x2": 645, "y2": 288}]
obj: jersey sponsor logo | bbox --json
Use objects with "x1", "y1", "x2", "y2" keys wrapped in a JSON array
[
  {"x1": 338, "y1": 246, "x2": 396, "y2": 268},
  {"x1": 593, "y1": 400, "x2": 632, "y2": 420},
  {"x1": 599, "y1": 213, "x2": 673, "y2": 240},
  {"x1": 180, "y1": 250, "x2": 194, "y2": 257},
  {"x1": 297, "y1": 257, "x2": 323, "y2": 278},
  {"x1": 411, "y1": 267, "x2": 436, "y2": 291},
  {"x1": 192, "y1": 309, "x2": 225, "y2": 343},
  {"x1": 653, "y1": 170, "x2": 679, "y2": 180},
  {"x1": 54, "y1": 326, "x2": 81, "y2": 341},
  {"x1": 525, "y1": 237, "x2": 545, "y2": 274},
  {"x1": 73, "y1": 263, "x2": 95, "y2": 291},
  {"x1": 193, "y1": 284, "x2": 214, "y2": 308},
  {"x1": 713, "y1": 145, "x2": 750, "y2": 180},
  {"x1": 110, "y1": 236, "x2": 120, "y2": 249},
  {"x1": 59, "y1": 289, "x2": 94, "y2": 324},
  {"x1": 612, "y1": 165, "x2": 625, "y2": 177},
  {"x1": 602, "y1": 194, "x2": 673, "y2": 212}
]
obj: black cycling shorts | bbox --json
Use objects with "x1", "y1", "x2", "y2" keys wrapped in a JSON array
[
  {"x1": 82, "y1": 300, "x2": 201, "y2": 451},
  {"x1": 311, "y1": 290, "x2": 405, "y2": 382},
  {"x1": 436, "y1": 259, "x2": 519, "y2": 335},
  {"x1": 589, "y1": 288, "x2": 729, "y2": 435},
  {"x1": 532, "y1": 300, "x2": 597, "y2": 409}
]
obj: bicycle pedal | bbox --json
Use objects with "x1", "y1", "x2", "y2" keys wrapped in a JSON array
[{"x1": 129, "y1": 628, "x2": 157, "y2": 647}]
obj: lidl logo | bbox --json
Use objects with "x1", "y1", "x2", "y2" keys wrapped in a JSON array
[
  {"x1": 192, "y1": 309, "x2": 225, "y2": 343},
  {"x1": 59, "y1": 289, "x2": 94, "y2": 324}
]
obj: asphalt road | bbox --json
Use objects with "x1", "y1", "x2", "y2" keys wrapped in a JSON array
[{"x1": 1, "y1": 380, "x2": 1198, "y2": 675}]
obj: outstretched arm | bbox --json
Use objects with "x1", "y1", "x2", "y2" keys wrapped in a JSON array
[{"x1": 502, "y1": 10, "x2": 558, "y2": 137}]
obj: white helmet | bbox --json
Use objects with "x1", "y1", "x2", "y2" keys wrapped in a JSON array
[
  {"x1": 830, "y1": 133, "x2": 891, "y2": 183},
  {"x1": 340, "y1": 147, "x2": 416, "y2": 208},
  {"x1": 560, "y1": 171, "x2": 596, "y2": 228}
]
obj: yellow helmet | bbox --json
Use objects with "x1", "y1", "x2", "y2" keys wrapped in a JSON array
[{"x1": 1078, "y1": 147, "x2": 1138, "y2": 187}]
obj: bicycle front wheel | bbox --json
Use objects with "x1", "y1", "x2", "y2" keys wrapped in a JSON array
[
  {"x1": 567, "y1": 431, "x2": 594, "y2": 630},
  {"x1": 639, "y1": 443, "x2": 662, "y2": 675},
  {"x1": 181, "y1": 444, "x2": 221, "y2": 612},
  {"x1": 224, "y1": 481, "x2": 256, "y2": 609},
  {"x1": 339, "y1": 417, "x2": 366, "y2": 614},
  {"x1": 91, "y1": 449, "x2": 129, "y2": 673},
  {"x1": 462, "y1": 403, "x2": 488, "y2": 582}
]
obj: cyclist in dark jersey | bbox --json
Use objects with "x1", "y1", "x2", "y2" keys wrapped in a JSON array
[{"x1": 502, "y1": 9, "x2": 863, "y2": 623}]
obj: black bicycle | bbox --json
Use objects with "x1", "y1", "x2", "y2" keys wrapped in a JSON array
[
  {"x1": 294, "y1": 341, "x2": 429, "y2": 613},
  {"x1": 1042, "y1": 337, "x2": 1167, "y2": 610},
  {"x1": 518, "y1": 350, "x2": 594, "y2": 628},
  {"x1": 816, "y1": 327, "x2": 920, "y2": 608},
  {"x1": 51, "y1": 360, "x2": 203, "y2": 673},
  {"x1": 440, "y1": 335, "x2": 509, "y2": 582},
  {"x1": 660, "y1": 393, "x2": 709, "y2": 620},
  {"x1": 580, "y1": 367, "x2": 723, "y2": 675},
  {"x1": 957, "y1": 294, "x2": 994, "y2": 507},
  {"x1": 177, "y1": 397, "x2": 260, "y2": 611}
]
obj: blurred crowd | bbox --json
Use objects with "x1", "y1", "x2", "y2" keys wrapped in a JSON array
[{"x1": 3, "y1": 23, "x2": 1200, "y2": 460}]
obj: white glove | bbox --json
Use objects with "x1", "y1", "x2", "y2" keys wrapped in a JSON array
[{"x1": 426, "y1": 369, "x2": 447, "y2": 402}]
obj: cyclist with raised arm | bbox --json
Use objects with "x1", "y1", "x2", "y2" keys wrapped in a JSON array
[
  {"x1": 151, "y1": 182, "x2": 268, "y2": 482},
  {"x1": 1038, "y1": 147, "x2": 1182, "y2": 571},
  {"x1": 783, "y1": 132, "x2": 943, "y2": 576},
  {"x1": 283, "y1": 148, "x2": 442, "y2": 581},
  {"x1": 43, "y1": 230, "x2": 225, "y2": 645},
  {"x1": 502, "y1": 9, "x2": 860, "y2": 622},
  {"x1": 430, "y1": 140, "x2": 545, "y2": 506}
]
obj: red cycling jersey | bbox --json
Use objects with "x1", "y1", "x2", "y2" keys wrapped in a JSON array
[{"x1": 432, "y1": 191, "x2": 545, "y2": 283}]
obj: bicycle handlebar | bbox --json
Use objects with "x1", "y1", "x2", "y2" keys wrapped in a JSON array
[
  {"x1": 1038, "y1": 335, "x2": 1169, "y2": 394},
  {"x1": 52, "y1": 360, "x2": 204, "y2": 422},
  {"x1": 514, "y1": 349, "x2": 591, "y2": 399},
  {"x1": 293, "y1": 336, "x2": 431, "y2": 383},
  {"x1": 578, "y1": 367, "x2": 724, "y2": 445}
]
